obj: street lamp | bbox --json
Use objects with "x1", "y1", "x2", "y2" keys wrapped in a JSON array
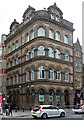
[{"x1": 2, "y1": 43, "x2": 5, "y2": 113}]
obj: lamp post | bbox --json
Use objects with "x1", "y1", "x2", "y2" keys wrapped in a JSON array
[{"x1": 2, "y1": 43, "x2": 5, "y2": 113}]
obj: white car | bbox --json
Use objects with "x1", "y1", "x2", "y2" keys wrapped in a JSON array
[
  {"x1": 72, "y1": 105, "x2": 84, "y2": 113},
  {"x1": 31, "y1": 105, "x2": 66, "y2": 119}
]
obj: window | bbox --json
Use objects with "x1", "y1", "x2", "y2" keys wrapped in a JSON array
[
  {"x1": 38, "y1": 27, "x2": 45, "y2": 36},
  {"x1": 30, "y1": 30, "x2": 34, "y2": 40},
  {"x1": 13, "y1": 59, "x2": 15, "y2": 66},
  {"x1": 27, "y1": 90, "x2": 30, "y2": 103},
  {"x1": 49, "y1": 29, "x2": 54, "y2": 39},
  {"x1": 30, "y1": 14, "x2": 32, "y2": 20},
  {"x1": 76, "y1": 61, "x2": 81, "y2": 72},
  {"x1": 56, "y1": 31, "x2": 60, "y2": 41},
  {"x1": 77, "y1": 81, "x2": 81, "y2": 88},
  {"x1": 27, "y1": 17, "x2": 29, "y2": 23},
  {"x1": 38, "y1": 89, "x2": 45, "y2": 102},
  {"x1": 8, "y1": 46, "x2": 10, "y2": 53},
  {"x1": 26, "y1": 50, "x2": 29, "y2": 60},
  {"x1": 13, "y1": 75, "x2": 15, "y2": 84},
  {"x1": 56, "y1": 90, "x2": 61, "y2": 101},
  {"x1": 56, "y1": 69, "x2": 61, "y2": 80},
  {"x1": 16, "y1": 73, "x2": 19, "y2": 83},
  {"x1": 49, "y1": 89, "x2": 54, "y2": 102},
  {"x1": 38, "y1": 45, "x2": 45, "y2": 56},
  {"x1": 26, "y1": 71, "x2": 29, "y2": 81},
  {"x1": 48, "y1": 47, "x2": 54, "y2": 58},
  {"x1": 8, "y1": 61, "x2": 11, "y2": 68},
  {"x1": 64, "y1": 35, "x2": 68, "y2": 44},
  {"x1": 38, "y1": 66, "x2": 46, "y2": 79},
  {"x1": 65, "y1": 70, "x2": 69, "y2": 81},
  {"x1": 31, "y1": 48, "x2": 35, "y2": 58},
  {"x1": 12, "y1": 43, "x2": 15, "y2": 51},
  {"x1": 56, "y1": 15, "x2": 59, "y2": 22},
  {"x1": 55, "y1": 49, "x2": 61, "y2": 59},
  {"x1": 16, "y1": 41, "x2": 18, "y2": 49},
  {"x1": 9, "y1": 77, "x2": 11, "y2": 85},
  {"x1": 16, "y1": 56, "x2": 19, "y2": 65},
  {"x1": 26, "y1": 33, "x2": 29, "y2": 42},
  {"x1": 49, "y1": 68, "x2": 54, "y2": 80},
  {"x1": 31, "y1": 89, "x2": 35, "y2": 103},
  {"x1": 50, "y1": 14, "x2": 54, "y2": 19},
  {"x1": 64, "y1": 52, "x2": 69, "y2": 61},
  {"x1": 31, "y1": 69, "x2": 34, "y2": 80}
]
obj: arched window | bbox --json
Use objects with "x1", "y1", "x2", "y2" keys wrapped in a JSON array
[
  {"x1": 55, "y1": 49, "x2": 61, "y2": 59},
  {"x1": 31, "y1": 69, "x2": 34, "y2": 80},
  {"x1": 38, "y1": 27, "x2": 45, "y2": 36},
  {"x1": 49, "y1": 68, "x2": 54, "y2": 80},
  {"x1": 16, "y1": 41, "x2": 18, "y2": 49},
  {"x1": 49, "y1": 89, "x2": 54, "y2": 102},
  {"x1": 26, "y1": 33, "x2": 29, "y2": 42},
  {"x1": 50, "y1": 14, "x2": 54, "y2": 19},
  {"x1": 9, "y1": 76, "x2": 11, "y2": 85},
  {"x1": 38, "y1": 66, "x2": 46, "y2": 79},
  {"x1": 65, "y1": 70, "x2": 69, "y2": 81},
  {"x1": 56, "y1": 69, "x2": 61, "y2": 80},
  {"x1": 56, "y1": 15, "x2": 59, "y2": 22},
  {"x1": 38, "y1": 89, "x2": 45, "y2": 102},
  {"x1": 26, "y1": 90, "x2": 30, "y2": 103},
  {"x1": 38, "y1": 45, "x2": 45, "y2": 56},
  {"x1": 64, "y1": 52, "x2": 69, "y2": 61},
  {"x1": 16, "y1": 56, "x2": 19, "y2": 65},
  {"x1": 64, "y1": 35, "x2": 68, "y2": 44},
  {"x1": 13, "y1": 59, "x2": 15, "y2": 66},
  {"x1": 31, "y1": 48, "x2": 35, "y2": 58},
  {"x1": 56, "y1": 31, "x2": 60, "y2": 41},
  {"x1": 49, "y1": 29, "x2": 54, "y2": 39},
  {"x1": 13, "y1": 75, "x2": 15, "y2": 84},
  {"x1": 56, "y1": 90, "x2": 61, "y2": 102},
  {"x1": 26, "y1": 50, "x2": 29, "y2": 60},
  {"x1": 31, "y1": 89, "x2": 35, "y2": 103},
  {"x1": 16, "y1": 73, "x2": 19, "y2": 83},
  {"x1": 48, "y1": 47, "x2": 54, "y2": 58},
  {"x1": 30, "y1": 30, "x2": 34, "y2": 40},
  {"x1": 12, "y1": 43, "x2": 15, "y2": 51},
  {"x1": 26, "y1": 71, "x2": 29, "y2": 81}
]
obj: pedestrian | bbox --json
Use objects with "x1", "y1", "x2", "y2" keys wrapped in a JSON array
[
  {"x1": 30, "y1": 106, "x2": 32, "y2": 111},
  {"x1": 5, "y1": 103, "x2": 9, "y2": 116},
  {"x1": 57, "y1": 102, "x2": 60, "y2": 108},
  {"x1": 9, "y1": 103, "x2": 12, "y2": 116}
]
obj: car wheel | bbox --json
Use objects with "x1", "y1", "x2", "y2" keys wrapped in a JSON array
[
  {"x1": 42, "y1": 113, "x2": 47, "y2": 119},
  {"x1": 33, "y1": 116, "x2": 37, "y2": 118},
  {"x1": 60, "y1": 112, "x2": 65, "y2": 117}
]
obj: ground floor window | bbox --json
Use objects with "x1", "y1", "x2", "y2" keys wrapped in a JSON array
[{"x1": 38, "y1": 89, "x2": 45, "y2": 102}]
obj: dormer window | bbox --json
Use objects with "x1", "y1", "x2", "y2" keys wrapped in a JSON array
[
  {"x1": 30, "y1": 14, "x2": 32, "y2": 20},
  {"x1": 12, "y1": 43, "x2": 15, "y2": 51},
  {"x1": 64, "y1": 35, "x2": 68, "y2": 44},
  {"x1": 50, "y1": 14, "x2": 54, "y2": 20},
  {"x1": 56, "y1": 15, "x2": 59, "y2": 22},
  {"x1": 27, "y1": 17, "x2": 29, "y2": 23}
]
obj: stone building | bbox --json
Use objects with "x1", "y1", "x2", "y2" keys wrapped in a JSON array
[
  {"x1": 73, "y1": 39, "x2": 83, "y2": 104},
  {"x1": 5, "y1": 3, "x2": 74, "y2": 109}
]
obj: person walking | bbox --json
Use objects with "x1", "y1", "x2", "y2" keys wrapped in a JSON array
[
  {"x1": 57, "y1": 102, "x2": 60, "y2": 108},
  {"x1": 9, "y1": 103, "x2": 12, "y2": 116}
]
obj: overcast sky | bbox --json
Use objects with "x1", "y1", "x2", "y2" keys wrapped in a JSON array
[{"x1": 0, "y1": 0, "x2": 83, "y2": 45}]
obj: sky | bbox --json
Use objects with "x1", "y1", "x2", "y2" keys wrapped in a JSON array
[{"x1": 0, "y1": 0, "x2": 83, "y2": 45}]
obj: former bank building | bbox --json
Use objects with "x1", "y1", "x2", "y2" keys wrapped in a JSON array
[{"x1": 4, "y1": 3, "x2": 75, "y2": 109}]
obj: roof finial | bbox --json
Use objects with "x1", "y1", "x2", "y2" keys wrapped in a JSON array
[{"x1": 54, "y1": 3, "x2": 57, "y2": 6}]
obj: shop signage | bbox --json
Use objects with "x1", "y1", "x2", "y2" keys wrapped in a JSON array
[{"x1": 0, "y1": 96, "x2": 3, "y2": 103}]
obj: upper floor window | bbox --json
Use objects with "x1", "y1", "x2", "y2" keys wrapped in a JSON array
[
  {"x1": 56, "y1": 69, "x2": 61, "y2": 80},
  {"x1": 38, "y1": 27, "x2": 45, "y2": 36},
  {"x1": 49, "y1": 68, "x2": 54, "y2": 80},
  {"x1": 8, "y1": 46, "x2": 10, "y2": 53},
  {"x1": 26, "y1": 33, "x2": 29, "y2": 42},
  {"x1": 30, "y1": 30, "x2": 34, "y2": 40},
  {"x1": 9, "y1": 77, "x2": 11, "y2": 85},
  {"x1": 65, "y1": 70, "x2": 69, "y2": 81},
  {"x1": 26, "y1": 71, "x2": 29, "y2": 81},
  {"x1": 38, "y1": 66, "x2": 46, "y2": 79},
  {"x1": 13, "y1": 59, "x2": 15, "y2": 66},
  {"x1": 64, "y1": 35, "x2": 68, "y2": 44},
  {"x1": 56, "y1": 15, "x2": 59, "y2": 22},
  {"x1": 26, "y1": 50, "x2": 29, "y2": 60},
  {"x1": 50, "y1": 14, "x2": 54, "y2": 19},
  {"x1": 64, "y1": 52, "x2": 69, "y2": 61},
  {"x1": 13, "y1": 75, "x2": 15, "y2": 84},
  {"x1": 56, "y1": 31, "x2": 60, "y2": 41},
  {"x1": 38, "y1": 45, "x2": 45, "y2": 56},
  {"x1": 16, "y1": 73, "x2": 19, "y2": 83},
  {"x1": 77, "y1": 81, "x2": 81, "y2": 88},
  {"x1": 76, "y1": 61, "x2": 81, "y2": 72},
  {"x1": 16, "y1": 41, "x2": 18, "y2": 49},
  {"x1": 8, "y1": 61, "x2": 11, "y2": 68},
  {"x1": 12, "y1": 43, "x2": 15, "y2": 51},
  {"x1": 31, "y1": 48, "x2": 35, "y2": 58},
  {"x1": 49, "y1": 29, "x2": 54, "y2": 39},
  {"x1": 30, "y1": 14, "x2": 32, "y2": 20},
  {"x1": 48, "y1": 47, "x2": 54, "y2": 58},
  {"x1": 27, "y1": 17, "x2": 29, "y2": 23},
  {"x1": 16, "y1": 56, "x2": 19, "y2": 65},
  {"x1": 55, "y1": 49, "x2": 61, "y2": 59},
  {"x1": 31, "y1": 69, "x2": 34, "y2": 80}
]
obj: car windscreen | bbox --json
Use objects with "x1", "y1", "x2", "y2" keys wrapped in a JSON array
[{"x1": 33, "y1": 106, "x2": 41, "y2": 111}]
